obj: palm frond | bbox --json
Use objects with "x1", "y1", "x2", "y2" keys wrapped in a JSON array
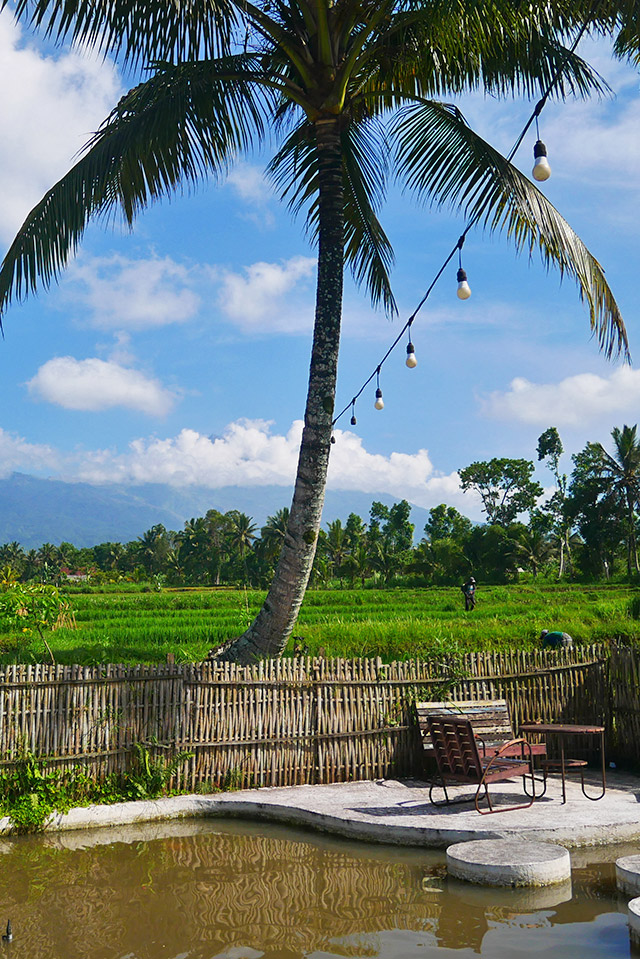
[
  {"x1": 0, "y1": 57, "x2": 272, "y2": 325},
  {"x1": 5, "y1": 0, "x2": 238, "y2": 66},
  {"x1": 392, "y1": 99, "x2": 628, "y2": 359},
  {"x1": 348, "y1": 0, "x2": 611, "y2": 104},
  {"x1": 268, "y1": 117, "x2": 396, "y2": 312}
]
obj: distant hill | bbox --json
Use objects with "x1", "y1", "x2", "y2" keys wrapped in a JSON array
[{"x1": 0, "y1": 473, "x2": 431, "y2": 549}]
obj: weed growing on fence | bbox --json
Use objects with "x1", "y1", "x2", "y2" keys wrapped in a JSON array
[
  {"x1": 0, "y1": 744, "x2": 194, "y2": 833},
  {"x1": 125, "y1": 743, "x2": 194, "y2": 800}
]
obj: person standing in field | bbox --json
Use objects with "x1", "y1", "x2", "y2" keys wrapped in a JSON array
[{"x1": 461, "y1": 577, "x2": 476, "y2": 611}]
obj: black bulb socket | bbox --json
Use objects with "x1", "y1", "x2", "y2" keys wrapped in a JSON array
[{"x1": 533, "y1": 139, "x2": 548, "y2": 158}]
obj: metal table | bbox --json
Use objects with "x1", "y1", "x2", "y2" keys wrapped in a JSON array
[{"x1": 519, "y1": 723, "x2": 606, "y2": 804}]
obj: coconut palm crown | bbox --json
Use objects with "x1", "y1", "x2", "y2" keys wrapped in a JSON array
[{"x1": 0, "y1": 0, "x2": 636, "y2": 661}]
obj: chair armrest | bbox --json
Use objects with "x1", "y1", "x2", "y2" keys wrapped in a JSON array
[{"x1": 494, "y1": 738, "x2": 533, "y2": 760}]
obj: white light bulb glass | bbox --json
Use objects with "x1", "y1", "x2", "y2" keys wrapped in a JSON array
[
  {"x1": 457, "y1": 281, "x2": 471, "y2": 300},
  {"x1": 374, "y1": 388, "x2": 384, "y2": 410},
  {"x1": 532, "y1": 156, "x2": 551, "y2": 181},
  {"x1": 405, "y1": 353, "x2": 418, "y2": 369}
]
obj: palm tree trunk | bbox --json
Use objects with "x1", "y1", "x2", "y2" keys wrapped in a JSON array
[
  {"x1": 214, "y1": 118, "x2": 344, "y2": 663},
  {"x1": 627, "y1": 494, "x2": 640, "y2": 576}
]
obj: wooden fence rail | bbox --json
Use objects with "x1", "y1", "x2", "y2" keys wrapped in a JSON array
[{"x1": 1, "y1": 643, "x2": 636, "y2": 789}]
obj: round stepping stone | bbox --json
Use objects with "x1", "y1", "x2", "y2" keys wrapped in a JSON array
[
  {"x1": 617, "y1": 856, "x2": 640, "y2": 896},
  {"x1": 446, "y1": 839, "x2": 571, "y2": 887},
  {"x1": 629, "y1": 897, "x2": 640, "y2": 946}
]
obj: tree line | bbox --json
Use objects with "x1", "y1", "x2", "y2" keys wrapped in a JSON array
[{"x1": 1, "y1": 424, "x2": 638, "y2": 589}]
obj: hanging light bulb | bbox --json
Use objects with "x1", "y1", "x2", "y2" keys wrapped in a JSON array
[
  {"x1": 405, "y1": 342, "x2": 418, "y2": 368},
  {"x1": 456, "y1": 267, "x2": 471, "y2": 300},
  {"x1": 532, "y1": 140, "x2": 551, "y2": 181},
  {"x1": 350, "y1": 414, "x2": 357, "y2": 425},
  {"x1": 350, "y1": 401, "x2": 357, "y2": 426},
  {"x1": 330, "y1": 434, "x2": 336, "y2": 444},
  {"x1": 374, "y1": 387, "x2": 384, "y2": 410}
]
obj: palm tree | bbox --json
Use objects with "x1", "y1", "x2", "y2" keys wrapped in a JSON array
[
  {"x1": 226, "y1": 510, "x2": 258, "y2": 583},
  {"x1": 325, "y1": 518, "x2": 348, "y2": 584},
  {"x1": 596, "y1": 425, "x2": 640, "y2": 576},
  {"x1": 260, "y1": 508, "x2": 291, "y2": 565},
  {"x1": 0, "y1": 0, "x2": 632, "y2": 661}
]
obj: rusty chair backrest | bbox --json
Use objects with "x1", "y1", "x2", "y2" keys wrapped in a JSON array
[{"x1": 426, "y1": 715, "x2": 484, "y2": 783}]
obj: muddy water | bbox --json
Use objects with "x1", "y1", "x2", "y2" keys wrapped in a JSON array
[{"x1": 0, "y1": 820, "x2": 633, "y2": 959}]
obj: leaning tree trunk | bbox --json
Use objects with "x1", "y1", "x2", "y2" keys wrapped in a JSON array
[{"x1": 213, "y1": 117, "x2": 344, "y2": 663}]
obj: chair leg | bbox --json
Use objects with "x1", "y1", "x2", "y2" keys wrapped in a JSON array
[{"x1": 429, "y1": 777, "x2": 474, "y2": 807}]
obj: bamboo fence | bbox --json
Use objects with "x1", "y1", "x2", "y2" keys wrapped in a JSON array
[{"x1": 0, "y1": 643, "x2": 633, "y2": 789}]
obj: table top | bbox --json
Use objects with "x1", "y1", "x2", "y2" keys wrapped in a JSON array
[{"x1": 520, "y1": 723, "x2": 605, "y2": 735}]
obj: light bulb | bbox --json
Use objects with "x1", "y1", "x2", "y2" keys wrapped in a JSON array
[
  {"x1": 406, "y1": 342, "x2": 418, "y2": 368},
  {"x1": 374, "y1": 387, "x2": 384, "y2": 410},
  {"x1": 532, "y1": 140, "x2": 551, "y2": 182},
  {"x1": 350, "y1": 414, "x2": 357, "y2": 426},
  {"x1": 456, "y1": 267, "x2": 471, "y2": 300}
]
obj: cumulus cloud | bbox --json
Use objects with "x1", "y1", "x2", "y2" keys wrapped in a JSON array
[
  {"x1": 226, "y1": 163, "x2": 271, "y2": 203},
  {"x1": 62, "y1": 254, "x2": 201, "y2": 330},
  {"x1": 69, "y1": 417, "x2": 471, "y2": 512},
  {"x1": 0, "y1": 15, "x2": 121, "y2": 241},
  {"x1": 27, "y1": 357, "x2": 177, "y2": 416},
  {"x1": 216, "y1": 256, "x2": 316, "y2": 333},
  {"x1": 0, "y1": 428, "x2": 59, "y2": 478},
  {"x1": 0, "y1": 428, "x2": 61, "y2": 479},
  {"x1": 482, "y1": 365, "x2": 640, "y2": 426}
]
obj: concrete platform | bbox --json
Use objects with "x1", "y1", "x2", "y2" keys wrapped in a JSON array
[
  {"x1": 629, "y1": 897, "x2": 640, "y2": 946},
  {"x1": 617, "y1": 855, "x2": 640, "y2": 895},
  {"x1": 2, "y1": 769, "x2": 640, "y2": 848},
  {"x1": 446, "y1": 839, "x2": 571, "y2": 886}
]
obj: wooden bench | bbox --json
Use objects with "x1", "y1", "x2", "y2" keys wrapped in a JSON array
[{"x1": 416, "y1": 698, "x2": 547, "y2": 763}]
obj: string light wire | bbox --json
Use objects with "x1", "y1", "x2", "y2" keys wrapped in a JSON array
[{"x1": 331, "y1": 17, "x2": 592, "y2": 430}]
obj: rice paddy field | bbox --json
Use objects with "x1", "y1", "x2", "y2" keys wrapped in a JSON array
[{"x1": 2, "y1": 583, "x2": 640, "y2": 665}]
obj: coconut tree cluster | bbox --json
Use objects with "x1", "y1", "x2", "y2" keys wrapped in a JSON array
[
  {"x1": 3, "y1": 423, "x2": 640, "y2": 587},
  {"x1": 0, "y1": 0, "x2": 638, "y2": 659}
]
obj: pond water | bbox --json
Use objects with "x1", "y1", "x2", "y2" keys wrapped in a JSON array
[{"x1": 0, "y1": 819, "x2": 634, "y2": 959}]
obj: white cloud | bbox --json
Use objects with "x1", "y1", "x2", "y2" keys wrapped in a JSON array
[
  {"x1": 0, "y1": 15, "x2": 121, "y2": 241},
  {"x1": 216, "y1": 256, "x2": 316, "y2": 333},
  {"x1": 62, "y1": 254, "x2": 201, "y2": 331},
  {"x1": 226, "y1": 163, "x2": 271, "y2": 204},
  {"x1": 482, "y1": 365, "x2": 640, "y2": 426},
  {"x1": 225, "y1": 162, "x2": 275, "y2": 228},
  {"x1": 27, "y1": 357, "x2": 177, "y2": 416},
  {"x1": 69, "y1": 417, "x2": 475, "y2": 513},
  {"x1": 0, "y1": 428, "x2": 59, "y2": 478},
  {"x1": 76, "y1": 420, "x2": 301, "y2": 485}
]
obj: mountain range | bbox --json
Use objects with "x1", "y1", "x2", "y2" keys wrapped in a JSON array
[{"x1": 0, "y1": 472, "x2": 431, "y2": 549}]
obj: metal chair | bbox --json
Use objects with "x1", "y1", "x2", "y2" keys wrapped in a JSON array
[{"x1": 426, "y1": 715, "x2": 537, "y2": 815}]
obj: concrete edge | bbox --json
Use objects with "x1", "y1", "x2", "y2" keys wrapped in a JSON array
[
  {"x1": 629, "y1": 897, "x2": 640, "y2": 943},
  {"x1": 2, "y1": 791, "x2": 640, "y2": 850}
]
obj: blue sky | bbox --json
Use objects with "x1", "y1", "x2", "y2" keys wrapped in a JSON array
[{"x1": 0, "y1": 13, "x2": 638, "y2": 523}]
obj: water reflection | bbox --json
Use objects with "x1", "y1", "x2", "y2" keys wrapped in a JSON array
[{"x1": 0, "y1": 820, "x2": 632, "y2": 959}]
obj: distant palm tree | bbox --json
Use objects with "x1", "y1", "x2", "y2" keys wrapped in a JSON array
[
  {"x1": 0, "y1": 0, "x2": 632, "y2": 660},
  {"x1": 325, "y1": 519, "x2": 348, "y2": 585},
  {"x1": 226, "y1": 510, "x2": 258, "y2": 583},
  {"x1": 260, "y1": 509, "x2": 291, "y2": 566},
  {"x1": 596, "y1": 425, "x2": 640, "y2": 576}
]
